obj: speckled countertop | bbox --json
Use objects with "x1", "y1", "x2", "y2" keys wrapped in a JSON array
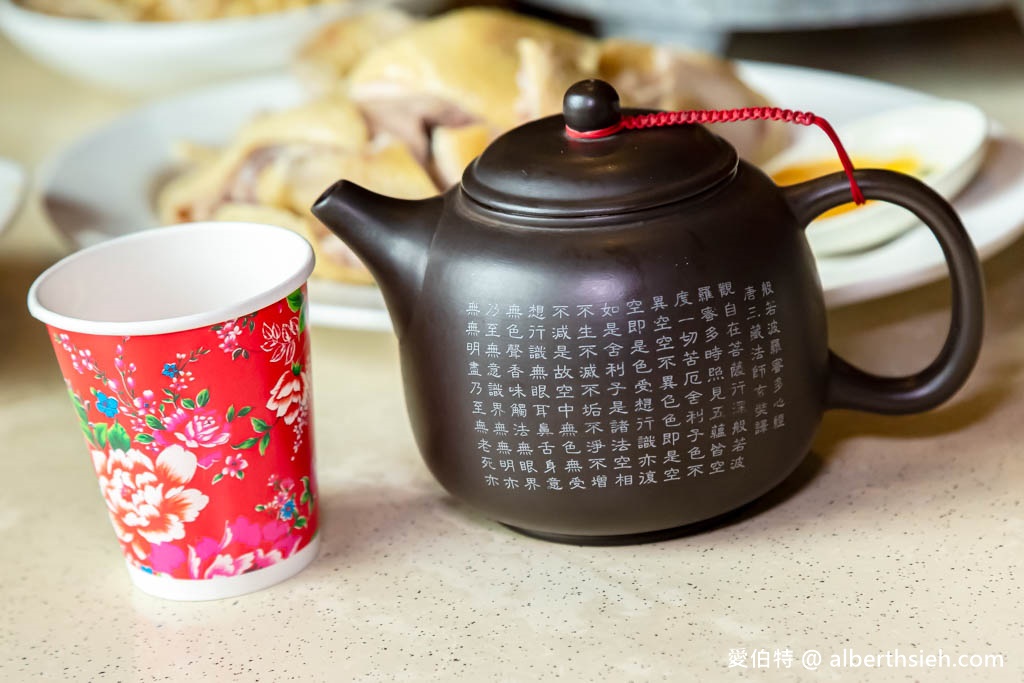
[{"x1": 1, "y1": 11, "x2": 1023, "y2": 682}]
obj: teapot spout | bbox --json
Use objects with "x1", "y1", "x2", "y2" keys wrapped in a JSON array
[{"x1": 312, "y1": 180, "x2": 443, "y2": 336}]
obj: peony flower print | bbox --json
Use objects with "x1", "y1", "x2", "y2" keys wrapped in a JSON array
[
  {"x1": 183, "y1": 515, "x2": 301, "y2": 579},
  {"x1": 200, "y1": 548, "x2": 287, "y2": 578},
  {"x1": 266, "y1": 368, "x2": 308, "y2": 426},
  {"x1": 175, "y1": 411, "x2": 231, "y2": 450},
  {"x1": 91, "y1": 445, "x2": 209, "y2": 562},
  {"x1": 202, "y1": 552, "x2": 256, "y2": 579},
  {"x1": 152, "y1": 406, "x2": 232, "y2": 468}
]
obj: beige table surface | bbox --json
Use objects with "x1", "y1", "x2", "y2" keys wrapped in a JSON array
[{"x1": 1, "y1": 10, "x2": 1023, "y2": 682}]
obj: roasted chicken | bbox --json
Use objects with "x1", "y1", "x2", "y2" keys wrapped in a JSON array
[{"x1": 158, "y1": 7, "x2": 786, "y2": 285}]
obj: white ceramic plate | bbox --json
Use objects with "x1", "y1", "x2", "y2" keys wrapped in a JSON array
[
  {"x1": 0, "y1": 156, "x2": 26, "y2": 235},
  {"x1": 0, "y1": 0, "x2": 440, "y2": 94},
  {"x1": 42, "y1": 62, "x2": 1024, "y2": 330},
  {"x1": 762, "y1": 100, "x2": 989, "y2": 255}
]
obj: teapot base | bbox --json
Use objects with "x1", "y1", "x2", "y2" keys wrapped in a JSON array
[
  {"x1": 501, "y1": 507, "x2": 750, "y2": 546},
  {"x1": 498, "y1": 452, "x2": 820, "y2": 546}
]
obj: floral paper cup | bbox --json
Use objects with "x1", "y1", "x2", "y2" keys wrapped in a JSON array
[{"x1": 28, "y1": 222, "x2": 319, "y2": 601}]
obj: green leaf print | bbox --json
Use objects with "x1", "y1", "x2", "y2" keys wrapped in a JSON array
[
  {"x1": 70, "y1": 391, "x2": 88, "y2": 424},
  {"x1": 286, "y1": 289, "x2": 304, "y2": 313},
  {"x1": 93, "y1": 423, "x2": 109, "y2": 448},
  {"x1": 108, "y1": 424, "x2": 131, "y2": 452},
  {"x1": 300, "y1": 476, "x2": 313, "y2": 506}
]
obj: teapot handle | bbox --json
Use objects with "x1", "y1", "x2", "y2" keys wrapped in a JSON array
[{"x1": 784, "y1": 169, "x2": 985, "y2": 414}]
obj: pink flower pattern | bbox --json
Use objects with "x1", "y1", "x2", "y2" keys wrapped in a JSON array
[
  {"x1": 221, "y1": 454, "x2": 248, "y2": 480},
  {"x1": 176, "y1": 411, "x2": 231, "y2": 450},
  {"x1": 153, "y1": 407, "x2": 232, "y2": 468},
  {"x1": 216, "y1": 319, "x2": 245, "y2": 353},
  {"x1": 177, "y1": 516, "x2": 301, "y2": 579}
]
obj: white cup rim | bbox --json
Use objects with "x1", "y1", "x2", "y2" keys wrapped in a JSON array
[{"x1": 28, "y1": 222, "x2": 315, "y2": 336}]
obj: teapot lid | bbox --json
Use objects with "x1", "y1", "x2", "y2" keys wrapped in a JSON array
[{"x1": 461, "y1": 80, "x2": 738, "y2": 218}]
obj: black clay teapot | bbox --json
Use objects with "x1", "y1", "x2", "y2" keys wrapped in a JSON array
[{"x1": 313, "y1": 80, "x2": 984, "y2": 544}]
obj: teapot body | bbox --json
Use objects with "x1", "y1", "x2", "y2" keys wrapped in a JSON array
[
  {"x1": 313, "y1": 79, "x2": 984, "y2": 543},
  {"x1": 398, "y1": 161, "x2": 829, "y2": 541}
]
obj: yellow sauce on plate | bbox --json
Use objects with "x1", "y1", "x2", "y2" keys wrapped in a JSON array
[{"x1": 771, "y1": 155, "x2": 924, "y2": 219}]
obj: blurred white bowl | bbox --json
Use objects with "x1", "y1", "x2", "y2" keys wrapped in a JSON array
[
  {"x1": 527, "y1": 0, "x2": 1007, "y2": 51},
  {"x1": 0, "y1": 0, "x2": 428, "y2": 93}
]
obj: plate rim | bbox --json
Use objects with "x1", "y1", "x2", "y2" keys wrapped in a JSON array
[{"x1": 760, "y1": 99, "x2": 989, "y2": 245}]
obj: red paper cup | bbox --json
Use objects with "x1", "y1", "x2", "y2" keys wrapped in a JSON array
[{"x1": 28, "y1": 222, "x2": 319, "y2": 600}]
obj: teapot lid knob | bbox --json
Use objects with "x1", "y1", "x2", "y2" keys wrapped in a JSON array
[
  {"x1": 463, "y1": 78, "x2": 741, "y2": 217},
  {"x1": 563, "y1": 80, "x2": 621, "y2": 133}
]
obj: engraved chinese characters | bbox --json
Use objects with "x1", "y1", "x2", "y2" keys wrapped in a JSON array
[{"x1": 463, "y1": 281, "x2": 787, "y2": 494}]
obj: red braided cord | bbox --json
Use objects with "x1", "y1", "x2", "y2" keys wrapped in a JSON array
[
  {"x1": 621, "y1": 106, "x2": 814, "y2": 128},
  {"x1": 566, "y1": 106, "x2": 865, "y2": 205},
  {"x1": 568, "y1": 121, "x2": 626, "y2": 138}
]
